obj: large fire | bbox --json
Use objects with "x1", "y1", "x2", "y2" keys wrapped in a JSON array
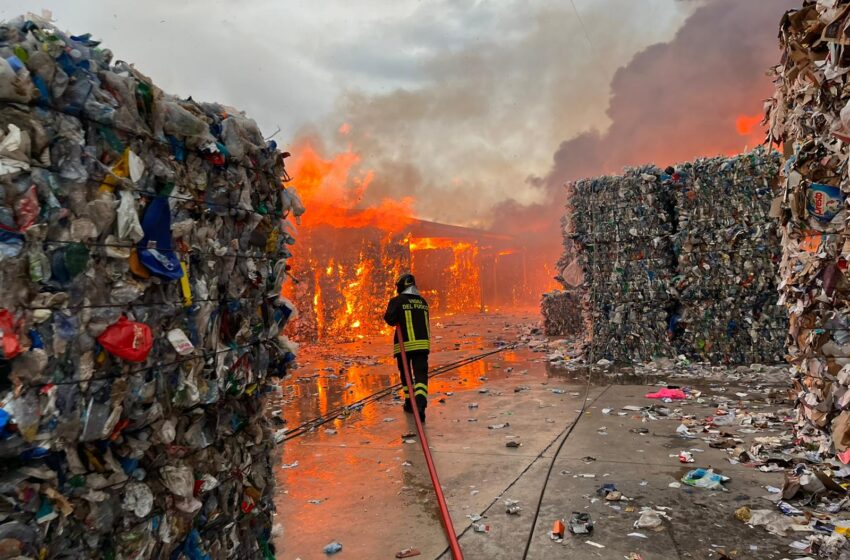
[
  {"x1": 283, "y1": 137, "x2": 495, "y2": 341},
  {"x1": 289, "y1": 139, "x2": 415, "y2": 233}
]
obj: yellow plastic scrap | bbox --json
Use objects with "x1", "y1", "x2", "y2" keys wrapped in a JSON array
[
  {"x1": 99, "y1": 148, "x2": 131, "y2": 194},
  {"x1": 83, "y1": 447, "x2": 105, "y2": 472},
  {"x1": 180, "y1": 261, "x2": 192, "y2": 307},
  {"x1": 265, "y1": 228, "x2": 279, "y2": 254},
  {"x1": 734, "y1": 506, "x2": 752, "y2": 523}
]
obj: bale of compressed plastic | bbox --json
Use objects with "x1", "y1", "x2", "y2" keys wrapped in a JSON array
[
  {"x1": 669, "y1": 148, "x2": 785, "y2": 364},
  {"x1": 0, "y1": 14, "x2": 298, "y2": 558},
  {"x1": 569, "y1": 166, "x2": 677, "y2": 362},
  {"x1": 767, "y1": 1, "x2": 850, "y2": 461},
  {"x1": 563, "y1": 150, "x2": 784, "y2": 365}
]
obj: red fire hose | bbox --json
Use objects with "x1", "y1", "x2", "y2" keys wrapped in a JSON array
[{"x1": 396, "y1": 326, "x2": 464, "y2": 560}]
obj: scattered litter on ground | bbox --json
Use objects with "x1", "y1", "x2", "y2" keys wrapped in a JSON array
[
  {"x1": 568, "y1": 512, "x2": 594, "y2": 535},
  {"x1": 323, "y1": 541, "x2": 343, "y2": 555},
  {"x1": 505, "y1": 499, "x2": 522, "y2": 515},
  {"x1": 681, "y1": 469, "x2": 729, "y2": 491}
]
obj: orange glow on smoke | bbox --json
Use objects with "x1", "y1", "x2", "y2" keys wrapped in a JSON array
[{"x1": 735, "y1": 114, "x2": 763, "y2": 136}]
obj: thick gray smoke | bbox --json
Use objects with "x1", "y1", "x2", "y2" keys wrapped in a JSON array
[
  {"x1": 492, "y1": 0, "x2": 798, "y2": 259},
  {"x1": 316, "y1": 0, "x2": 695, "y2": 228}
]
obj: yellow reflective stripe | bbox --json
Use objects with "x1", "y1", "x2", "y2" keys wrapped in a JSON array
[
  {"x1": 425, "y1": 311, "x2": 430, "y2": 340},
  {"x1": 414, "y1": 389, "x2": 428, "y2": 397},
  {"x1": 405, "y1": 310, "x2": 416, "y2": 342},
  {"x1": 401, "y1": 387, "x2": 409, "y2": 394},
  {"x1": 414, "y1": 383, "x2": 427, "y2": 389},
  {"x1": 394, "y1": 341, "x2": 430, "y2": 353}
]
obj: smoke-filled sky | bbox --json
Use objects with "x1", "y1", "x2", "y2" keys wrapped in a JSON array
[{"x1": 1, "y1": 0, "x2": 797, "y2": 248}]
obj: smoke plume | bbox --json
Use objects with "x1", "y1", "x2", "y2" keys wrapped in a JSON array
[
  {"x1": 500, "y1": 0, "x2": 798, "y2": 262},
  {"x1": 305, "y1": 0, "x2": 797, "y2": 281}
]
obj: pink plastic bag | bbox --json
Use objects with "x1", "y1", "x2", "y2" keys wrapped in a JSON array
[{"x1": 645, "y1": 388, "x2": 686, "y2": 400}]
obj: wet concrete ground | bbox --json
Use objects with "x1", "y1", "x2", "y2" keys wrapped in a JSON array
[{"x1": 272, "y1": 312, "x2": 794, "y2": 560}]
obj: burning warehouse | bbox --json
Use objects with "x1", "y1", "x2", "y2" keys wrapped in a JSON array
[
  {"x1": 284, "y1": 214, "x2": 531, "y2": 341},
  {"x1": 280, "y1": 140, "x2": 548, "y2": 342}
]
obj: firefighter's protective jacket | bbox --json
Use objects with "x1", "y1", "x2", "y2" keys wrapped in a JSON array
[{"x1": 384, "y1": 292, "x2": 431, "y2": 356}]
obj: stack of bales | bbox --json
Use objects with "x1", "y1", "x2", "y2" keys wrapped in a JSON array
[
  {"x1": 561, "y1": 149, "x2": 783, "y2": 365},
  {"x1": 0, "y1": 14, "x2": 299, "y2": 558},
  {"x1": 768, "y1": 1, "x2": 850, "y2": 461}
]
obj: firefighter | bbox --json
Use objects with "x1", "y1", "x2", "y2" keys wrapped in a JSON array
[{"x1": 384, "y1": 273, "x2": 431, "y2": 423}]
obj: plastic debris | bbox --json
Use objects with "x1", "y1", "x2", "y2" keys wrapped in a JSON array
[
  {"x1": 323, "y1": 541, "x2": 343, "y2": 555},
  {"x1": 505, "y1": 499, "x2": 522, "y2": 515},
  {"x1": 646, "y1": 388, "x2": 687, "y2": 400},
  {"x1": 472, "y1": 523, "x2": 491, "y2": 534},
  {"x1": 681, "y1": 468, "x2": 730, "y2": 491},
  {"x1": 634, "y1": 509, "x2": 664, "y2": 530},
  {"x1": 568, "y1": 512, "x2": 594, "y2": 535},
  {"x1": 550, "y1": 519, "x2": 566, "y2": 541},
  {"x1": 734, "y1": 507, "x2": 752, "y2": 523}
]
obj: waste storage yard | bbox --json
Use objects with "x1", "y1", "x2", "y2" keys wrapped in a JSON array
[
  {"x1": 273, "y1": 312, "x2": 816, "y2": 560},
  {"x1": 7, "y1": 1, "x2": 850, "y2": 560}
]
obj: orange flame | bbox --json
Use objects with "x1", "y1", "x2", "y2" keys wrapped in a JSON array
[
  {"x1": 408, "y1": 237, "x2": 471, "y2": 251},
  {"x1": 282, "y1": 141, "x2": 509, "y2": 340},
  {"x1": 409, "y1": 237, "x2": 481, "y2": 315},
  {"x1": 735, "y1": 113, "x2": 763, "y2": 136},
  {"x1": 288, "y1": 139, "x2": 414, "y2": 232}
]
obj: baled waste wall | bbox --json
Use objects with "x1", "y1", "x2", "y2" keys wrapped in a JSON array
[
  {"x1": 554, "y1": 148, "x2": 785, "y2": 365},
  {"x1": 0, "y1": 14, "x2": 300, "y2": 558}
]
